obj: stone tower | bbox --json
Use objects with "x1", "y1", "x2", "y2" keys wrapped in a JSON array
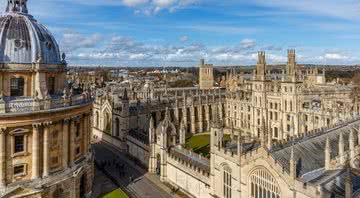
[
  {"x1": 286, "y1": 49, "x2": 297, "y2": 82},
  {"x1": 199, "y1": 58, "x2": 214, "y2": 90},
  {"x1": 255, "y1": 51, "x2": 266, "y2": 81}
]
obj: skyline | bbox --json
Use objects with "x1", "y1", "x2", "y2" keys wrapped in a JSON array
[{"x1": 2, "y1": 0, "x2": 360, "y2": 66}]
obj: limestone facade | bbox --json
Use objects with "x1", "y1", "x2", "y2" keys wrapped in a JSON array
[{"x1": 0, "y1": 1, "x2": 94, "y2": 197}]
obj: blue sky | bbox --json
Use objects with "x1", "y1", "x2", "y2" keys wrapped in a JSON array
[{"x1": 2, "y1": 0, "x2": 360, "y2": 66}]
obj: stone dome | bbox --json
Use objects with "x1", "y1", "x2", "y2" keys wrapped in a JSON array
[{"x1": 0, "y1": 0, "x2": 62, "y2": 64}]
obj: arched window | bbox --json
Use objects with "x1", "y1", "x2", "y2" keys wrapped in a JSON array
[
  {"x1": 10, "y1": 77, "x2": 24, "y2": 97},
  {"x1": 104, "y1": 112, "x2": 111, "y2": 133},
  {"x1": 250, "y1": 168, "x2": 281, "y2": 198},
  {"x1": 223, "y1": 165, "x2": 232, "y2": 198}
]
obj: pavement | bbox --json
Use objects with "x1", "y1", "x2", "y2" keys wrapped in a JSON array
[
  {"x1": 92, "y1": 141, "x2": 185, "y2": 198},
  {"x1": 91, "y1": 166, "x2": 118, "y2": 198}
]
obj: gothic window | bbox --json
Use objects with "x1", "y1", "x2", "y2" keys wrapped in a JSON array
[
  {"x1": 223, "y1": 165, "x2": 232, "y2": 198},
  {"x1": 250, "y1": 168, "x2": 281, "y2": 198},
  {"x1": 10, "y1": 77, "x2": 25, "y2": 97},
  {"x1": 274, "y1": 127, "x2": 278, "y2": 138}
]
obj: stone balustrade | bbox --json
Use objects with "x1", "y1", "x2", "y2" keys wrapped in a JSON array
[{"x1": 0, "y1": 92, "x2": 92, "y2": 114}]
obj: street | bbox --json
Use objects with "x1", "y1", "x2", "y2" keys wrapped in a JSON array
[{"x1": 92, "y1": 142, "x2": 176, "y2": 198}]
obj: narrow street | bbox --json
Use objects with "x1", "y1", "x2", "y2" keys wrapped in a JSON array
[{"x1": 92, "y1": 142, "x2": 176, "y2": 198}]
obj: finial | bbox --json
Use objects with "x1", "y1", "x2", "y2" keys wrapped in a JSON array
[
  {"x1": 6, "y1": 0, "x2": 29, "y2": 14},
  {"x1": 62, "y1": 52, "x2": 66, "y2": 63},
  {"x1": 123, "y1": 88, "x2": 128, "y2": 100}
]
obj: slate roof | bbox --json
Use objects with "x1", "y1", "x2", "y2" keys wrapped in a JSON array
[
  {"x1": 270, "y1": 121, "x2": 358, "y2": 176},
  {"x1": 169, "y1": 146, "x2": 210, "y2": 173}
]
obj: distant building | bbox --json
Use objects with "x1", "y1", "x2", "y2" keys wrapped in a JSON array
[{"x1": 199, "y1": 59, "x2": 214, "y2": 89}]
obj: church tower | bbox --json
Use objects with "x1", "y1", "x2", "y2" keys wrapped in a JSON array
[{"x1": 199, "y1": 58, "x2": 214, "y2": 90}]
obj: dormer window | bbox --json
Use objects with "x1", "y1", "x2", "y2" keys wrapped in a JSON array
[{"x1": 46, "y1": 41, "x2": 53, "y2": 50}]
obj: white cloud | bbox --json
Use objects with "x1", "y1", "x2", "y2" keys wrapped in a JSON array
[
  {"x1": 321, "y1": 53, "x2": 349, "y2": 60},
  {"x1": 122, "y1": 0, "x2": 149, "y2": 7},
  {"x1": 253, "y1": 0, "x2": 360, "y2": 20},
  {"x1": 122, "y1": 0, "x2": 199, "y2": 15},
  {"x1": 59, "y1": 30, "x2": 103, "y2": 52},
  {"x1": 179, "y1": 36, "x2": 189, "y2": 42},
  {"x1": 240, "y1": 39, "x2": 256, "y2": 49},
  {"x1": 62, "y1": 34, "x2": 360, "y2": 66}
]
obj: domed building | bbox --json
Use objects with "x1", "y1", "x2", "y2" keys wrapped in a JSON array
[{"x1": 0, "y1": 0, "x2": 94, "y2": 197}]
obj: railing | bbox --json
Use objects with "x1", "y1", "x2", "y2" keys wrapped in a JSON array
[{"x1": 0, "y1": 93, "x2": 92, "y2": 114}]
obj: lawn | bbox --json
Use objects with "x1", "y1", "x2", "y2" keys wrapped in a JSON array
[
  {"x1": 185, "y1": 134, "x2": 233, "y2": 158},
  {"x1": 99, "y1": 189, "x2": 128, "y2": 198}
]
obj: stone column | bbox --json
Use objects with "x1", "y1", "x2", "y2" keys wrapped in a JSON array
[
  {"x1": 84, "y1": 115, "x2": 89, "y2": 154},
  {"x1": 80, "y1": 115, "x2": 85, "y2": 155},
  {"x1": 0, "y1": 72, "x2": 3, "y2": 96},
  {"x1": 190, "y1": 106, "x2": 196, "y2": 134},
  {"x1": 31, "y1": 124, "x2": 40, "y2": 180},
  {"x1": 69, "y1": 119, "x2": 77, "y2": 165},
  {"x1": 205, "y1": 105, "x2": 210, "y2": 131},
  {"x1": 43, "y1": 123, "x2": 50, "y2": 177},
  {"x1": 198, "y1": 105, "x2": 203, "y2": 133},
  {"x1": 0, "y1": 128, "x2": 6, "y2": 187},
  {"x1": 62, "y1": 119, "x2": 70, "y2": 168}
]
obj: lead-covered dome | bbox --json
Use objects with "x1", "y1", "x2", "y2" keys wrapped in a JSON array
[{"x1": 0, "y1": 0, "x2": 62, "y2": 64}]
